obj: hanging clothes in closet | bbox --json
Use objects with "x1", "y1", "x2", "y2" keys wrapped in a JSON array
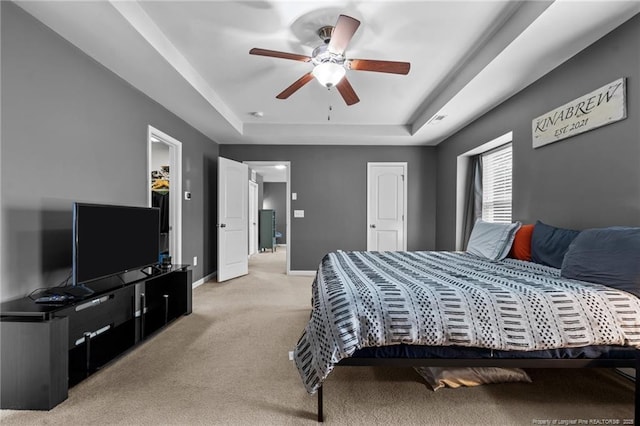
[{"x1": 152, "y1": 190, "x2": 170, "y2": 255}]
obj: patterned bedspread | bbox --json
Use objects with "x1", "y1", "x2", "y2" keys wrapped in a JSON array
[{"x1": 293, "y1": 251, "x2": 640, "y2": 394}]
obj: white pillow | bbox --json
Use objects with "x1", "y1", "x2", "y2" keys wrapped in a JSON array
[{"x1": 466, "y1": 219, "x2": 521, "y2": 260}]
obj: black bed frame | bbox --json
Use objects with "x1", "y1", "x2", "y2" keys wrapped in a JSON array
[{"x1": 315, "y1": 352, "x2": 639, "y2": 422}]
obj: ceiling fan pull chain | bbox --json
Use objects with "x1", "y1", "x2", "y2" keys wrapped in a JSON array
[{"x1": 327, "y1": 88, "x2": 332, "y2": 121}]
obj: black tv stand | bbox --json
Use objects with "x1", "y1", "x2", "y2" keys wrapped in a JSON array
[
  {"x1": 144, "y1": 264, "x2": 171, "y2": 275},
  {"x1": 63, "y1": 284, "x2": 95, "y2": 298},
  {"x1": 0, "y1": 265, "x2": 192, "y2": 410}
]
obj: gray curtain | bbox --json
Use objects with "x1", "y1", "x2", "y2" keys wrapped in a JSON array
[{"x1": 462, "y1": 156, "x2": 483, "y2": 248}]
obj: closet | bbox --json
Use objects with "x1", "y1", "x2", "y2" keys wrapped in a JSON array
[{"x1": 151, "y1": 165, "x2": 170, "y2": 259}]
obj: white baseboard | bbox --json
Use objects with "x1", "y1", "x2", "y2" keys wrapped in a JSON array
[
  {"x1": 288, "y1": 270, "x2": 316, "y2": 276},
  {"x1": 196, "y1": 269, "x2": 311, "y2": 282},
  {"x1": 192, "y1": 271, "x2": 217, "y2": 288}
]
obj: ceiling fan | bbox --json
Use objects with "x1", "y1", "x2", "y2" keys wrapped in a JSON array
[{"x1": 249, "y1": 14, "x2": 410, "y2": 106}]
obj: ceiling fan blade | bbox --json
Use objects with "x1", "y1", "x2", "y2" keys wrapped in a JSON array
[
  {"x1": 276, "y1": 72, "x2": 315, "y2": 99},
  {"x1": 249, "y1": 48, "x2": 311, "y2": 62},
  {"x1": 327, "y1": 15, "x2": 360, "y2": 55},
  {"x1": 347, "y1": 59, "x2": 411, "y2": 75},
  {"x1": 336, "y1": 77, "x2": 360, "y2": 106}
]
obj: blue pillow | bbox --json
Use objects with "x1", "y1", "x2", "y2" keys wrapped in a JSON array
[
  {"x1": 466, "y1": 219, "x2": 521, "y2": 261},
  {"x1": 530, "y1": 221, "x2": 580, "y2": 269},
  {"x1": 561, "y1": 227, "x2": 640, "y2": 296}
]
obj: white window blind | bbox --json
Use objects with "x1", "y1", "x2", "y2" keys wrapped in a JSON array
[{"x1": 481, "y1": 144, "x2": 512, "y2": 223}]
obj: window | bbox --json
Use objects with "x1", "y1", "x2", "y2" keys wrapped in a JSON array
[
  {"x1": 456, "y1": 131, "x2": 512, "y2": 250},
  {"x1": 481, "y1": 143, "x2": 512, "y2": 223}
]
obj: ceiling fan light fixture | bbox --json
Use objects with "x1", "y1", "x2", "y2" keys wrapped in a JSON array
[
  {"x1": 312, "y1": 62, "x2": 345, "y2": 88},
  {"x1": 249, "y1": 14, "x2": 408, "y2": 106}
]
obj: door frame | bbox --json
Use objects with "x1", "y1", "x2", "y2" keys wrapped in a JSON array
[
  {"x1": 147, "y1": 125, "x2": 182, "y2": 265},
  {"x1": 248, "y1": 180, "x2": 259, "y2": 257},
  {"x1": 243, "y1": 161, "x2": 291, "y2": 275},
  {"x1": 367, "y1": 162, "x2": 408, "y2": 251}
]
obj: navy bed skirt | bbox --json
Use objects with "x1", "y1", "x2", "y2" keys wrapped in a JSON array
[{"x1": 350, "y1": 344, "x2": 636, "y2": 360}]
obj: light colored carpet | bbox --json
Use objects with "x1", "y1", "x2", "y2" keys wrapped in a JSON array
[{"x1": 1, "y1": 248, "x2": 635, "y2": 425}]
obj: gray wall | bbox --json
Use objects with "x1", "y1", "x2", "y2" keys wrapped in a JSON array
[
  {"x1": 220, "y1": 145, "x2": 437, "y2": 271},
  {"x1": 435, "y1": 14, "x2": 640, "y2": 250},
  {"x1": 263, "y1": 183, "x2": 287, "y2": 244},
  {"x1": 1, "y1": 2, "x2": 219, "y2": 301}
]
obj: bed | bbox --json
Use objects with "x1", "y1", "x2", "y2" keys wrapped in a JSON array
[{"x1": 293, "y1": 223, "x2": 640, "y2": 422}]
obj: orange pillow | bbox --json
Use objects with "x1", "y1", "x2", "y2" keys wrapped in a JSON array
[{"x1": 509, "y1": 224, "x2": 534, "y2": 261}]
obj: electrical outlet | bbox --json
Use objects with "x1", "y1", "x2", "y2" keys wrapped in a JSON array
[
  {"x1": 193, "y1": 256, "x2": 198, "y2": 266},
  {"x1": 288, "y1": 351, "x2": 294, "y2": 361}
]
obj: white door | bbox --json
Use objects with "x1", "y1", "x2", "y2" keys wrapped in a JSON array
[
  {"x1": 367, "y1": 162, "x2": 407, "y2": 251},
  {"x1": 248, "y1": 180, "x2": 258, "y2": 257},
  {"x1": 218, "y1": 157, "x2": 248, "y2": 281}
]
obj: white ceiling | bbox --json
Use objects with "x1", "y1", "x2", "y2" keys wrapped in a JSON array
[{"x1": 15, "y1": 1, "x2": 640, "y2": 146}]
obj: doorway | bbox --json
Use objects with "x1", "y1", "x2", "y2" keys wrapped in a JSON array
[
  {"x1": 243, "y1": 161, "x2": 291, "y2": 275},
  {"x1": 147, "y1": 125, "x2": 183, "y2": 265}
]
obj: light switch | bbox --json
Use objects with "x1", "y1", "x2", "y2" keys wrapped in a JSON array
[
  {"x1": 292, "y1": 192, "x2": 297, "y2": 200},
  {"x1": 294, "y1": 210, "x2": 304, "y2": 218}
]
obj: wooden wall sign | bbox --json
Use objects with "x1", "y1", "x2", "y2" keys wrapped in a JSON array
[{"x1": 532, "y1": 78, "x2": 626, "y2": 148}]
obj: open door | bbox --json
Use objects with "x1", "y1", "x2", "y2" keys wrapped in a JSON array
[{"x1": 218, "y1": 157, "x2": 248, "y2": 282}]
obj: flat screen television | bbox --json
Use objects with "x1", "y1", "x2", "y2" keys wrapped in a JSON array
[{"x1": 73, "y1": 202, "x2": 160, "y2": 287}]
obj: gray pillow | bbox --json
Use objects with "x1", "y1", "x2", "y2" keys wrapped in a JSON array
[
  {"x1": 466, "y1": 219, "x2": 521, "y2": 261},
  {"x1": 561, "y1": 227, "x2": 640, "y2": 296},
  {"x1": 531, "y1": 221, "x2": 580, "y2": 269}
]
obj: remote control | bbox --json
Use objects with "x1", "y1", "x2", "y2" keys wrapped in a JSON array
[{"x1": 35, "y1": 295, "x2": 69, "y2": 304}]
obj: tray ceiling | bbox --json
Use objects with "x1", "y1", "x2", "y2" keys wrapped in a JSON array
[{"x1": 15, "y1": 1, "x2": 640, "y2": 145}]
